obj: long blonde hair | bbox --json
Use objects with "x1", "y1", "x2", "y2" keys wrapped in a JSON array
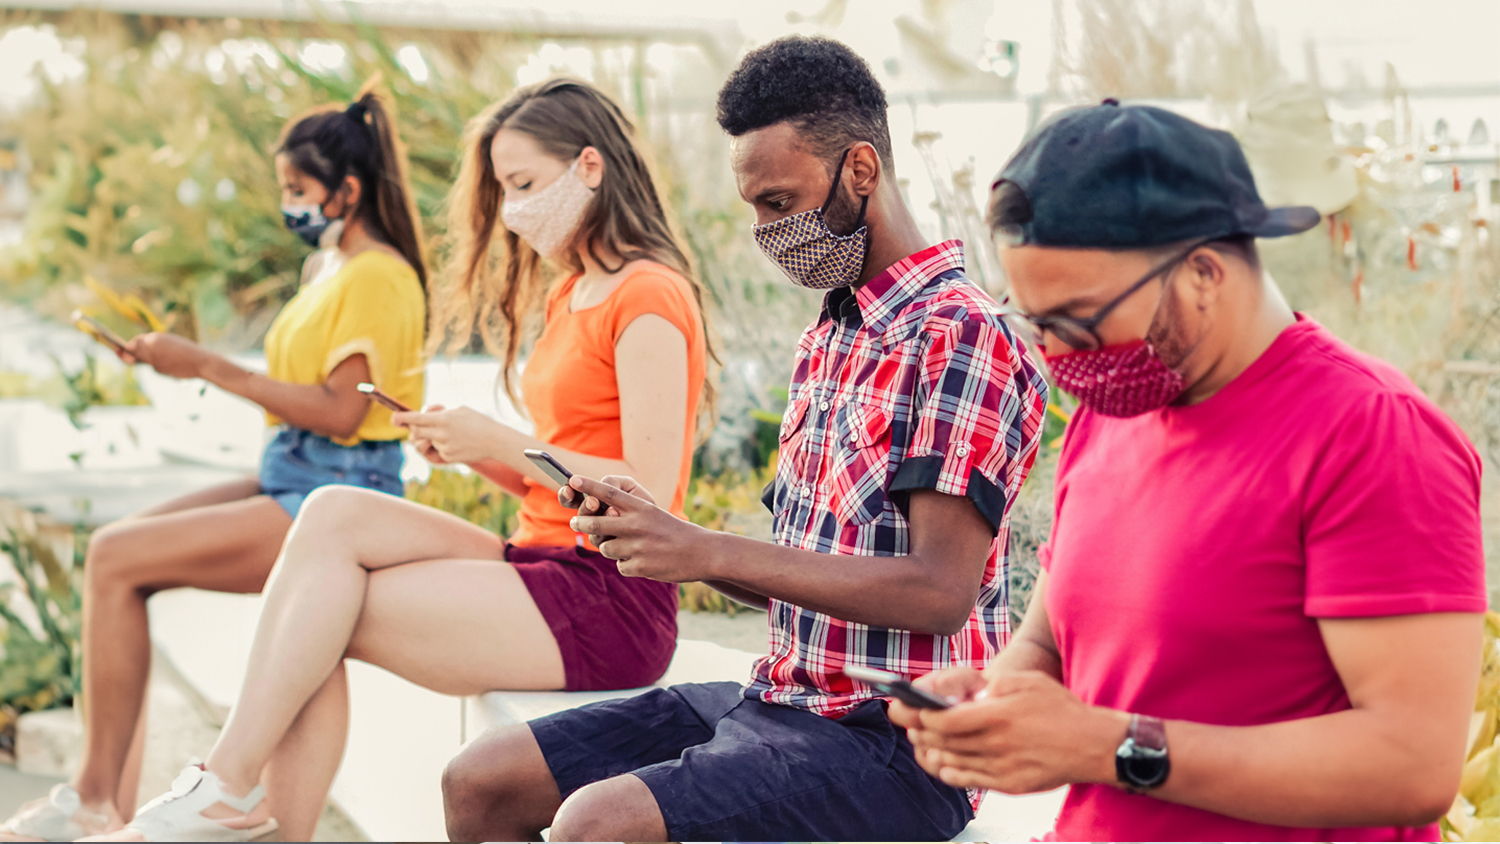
[{"x1": 431, "y1": 78, "x2": 718, "y2": 425}]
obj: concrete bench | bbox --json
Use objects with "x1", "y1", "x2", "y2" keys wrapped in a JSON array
[
  {"x1": 151, "y1": 591, "x2": 1062, "y2": 841},
  {"x1": 467, "y1": 639, "x2": 1064, "y2": 841}
]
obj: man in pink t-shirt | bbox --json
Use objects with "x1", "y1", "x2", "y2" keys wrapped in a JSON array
[{"x1": 892, "y1": 101, "x2": 1486, "y2": 841}]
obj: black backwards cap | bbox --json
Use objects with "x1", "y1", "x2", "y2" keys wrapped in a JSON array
[{"x1": 991, "y1": 99, "x2": 1321, "y2": 248}]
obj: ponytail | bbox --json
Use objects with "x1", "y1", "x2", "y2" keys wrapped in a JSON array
[{"x1": 277, "y1": 76, "x2": 429, "y2": 294}]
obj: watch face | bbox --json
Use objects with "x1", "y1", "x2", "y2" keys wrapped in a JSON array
[
  {"x1": 1116, "y1": 738, "x2": 1171, "y2": 790},
  {"x1": 1124, "y1": 753, "x2": 1170, "y2": 788}
]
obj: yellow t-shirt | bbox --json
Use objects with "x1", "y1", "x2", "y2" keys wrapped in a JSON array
[{"x1": 263, "y1": 250, "x2": 426, "y2": 445}]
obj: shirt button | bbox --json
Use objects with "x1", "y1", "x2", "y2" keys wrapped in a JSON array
[
  {"x1": 801, "y1": 486, "x2": 811, "y2": 497},
  {"x1": 819, "y1": 400, "x2": 830, "y2": 412},
  {"x1": 956, "y1": 443, "x2": 970, "y2": 457}
]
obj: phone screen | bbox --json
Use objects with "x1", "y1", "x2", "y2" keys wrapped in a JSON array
[{"x1": 843, "y1": 665, "x2": 953, "y2": 710}]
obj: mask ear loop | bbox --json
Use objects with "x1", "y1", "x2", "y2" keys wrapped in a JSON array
[
  {"x1": 819, "y1": 147, "x2": 871, "y2": 233},
  {"x1": 819, "y1": 148, "x2": 852, "y2": 213}
]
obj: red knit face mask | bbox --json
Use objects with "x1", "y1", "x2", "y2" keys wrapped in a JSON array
[{"x1": 1045, "y1": 340, "x2": 1186, "y2": 418}]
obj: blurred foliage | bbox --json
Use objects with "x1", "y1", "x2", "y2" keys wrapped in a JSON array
[
  {"x1": 0, "y1": 11, "x2": 510, "y2": 346},
  {"x1": 682, "y1": 463, "x2": 777, "y2": 616},
  {"x1": 405, "y1": 465, "x2": 521, "y2": 538},
  {"x1": 0, "y1": 353, "x2": 150, "y2": 429},
  {"x1": 0, "y1": 11, "x2": 816, "y2": 470},
  {"x1": 1446, "y1": 612, "x2": 1500, "y2": 840},
  {"x1": 0, "y1": 505, "x2": 85, "y2": 751},
  {"x1": 745, "y1": 386, "x2": 789, "y2": 471},
  {"x1": 407, "y1": 461, "x2": 777, "y2": 616},
  {"x1": 49, "y1": 352, "x2": 151, "y2": 429}
]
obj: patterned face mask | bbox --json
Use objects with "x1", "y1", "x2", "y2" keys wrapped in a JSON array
[
  {"x1": 282, "y1": 203, "x2": 333, "y2": 248},
  {"x1": 502, "y1": 156, "x2": 595, "y2": 260},
  {"x1": 1044, "y1": 340, "x2": 1187, "y2": 417},
  {"x1": 753, "y1": 148, "x2": 870, "y2": 290}
]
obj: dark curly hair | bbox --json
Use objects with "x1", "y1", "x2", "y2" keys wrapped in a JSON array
[{"x1": 716, "y1": 36, "x2": 894, "y2": 173}]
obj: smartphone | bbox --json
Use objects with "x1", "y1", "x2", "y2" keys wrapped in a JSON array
[
  {"x1": 843, "y1": 665, "x2": 953, "y2": 710},
  {"x1": 523, "y1": 449, "x2": 608, "y2": 519},
  {"x1": 357, "y1": 382, "x2": 411, "y2": 413},
  {"x1": 524, "y1": 448, "x2": 573, "y2": 487},
  {"x1": 71, "y1": 310, "x2": 128, "y2": 353}
]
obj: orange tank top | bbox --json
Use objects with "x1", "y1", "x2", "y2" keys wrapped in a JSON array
[{"x1": 511, "y1": 263, "x2": 707, "y2": 548}]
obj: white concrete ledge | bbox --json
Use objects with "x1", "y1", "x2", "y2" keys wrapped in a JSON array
[{"x1": 152, "y1": 589, "x2": 1062, "y2": 841}]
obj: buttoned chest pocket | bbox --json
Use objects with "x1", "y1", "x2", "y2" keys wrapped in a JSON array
[
  {"x1": 828, "y1": 402, "x2": 895, "y2": 525},
  {"x1": 771, "y1": 398, "x2": 811, "y2": 514}
]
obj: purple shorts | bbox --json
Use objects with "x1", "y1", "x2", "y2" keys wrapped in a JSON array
[{"x1": 507, "y1": 543, "x2": 678, "y2": 691}]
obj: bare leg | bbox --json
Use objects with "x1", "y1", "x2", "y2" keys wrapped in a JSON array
[
  {"x1": 443, "y1": 730, "x2": 668, "y2": 843},
  {"x1": 112, "y1": 707, "x2": 147, "y2": 821},
  {"x1": 203, "y1": 486, "x2": 561, "y2": 804},
  {"x1": 72, "y1": 479, "x2": 286, "y2": 827},
  {"x1": 262, "y1": 664, "x2": 348, "y2": 843},
  {"x1": 442, "y1": 726, "x2": 561, "y2": 842},
  {"x1": 257, "y1": 549, "x2": 573, "y2": 841},
  {"x1": 549, "y1": 774, "x2": 667, "y2": 842}
]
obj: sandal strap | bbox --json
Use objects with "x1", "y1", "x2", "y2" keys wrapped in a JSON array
[{"x1": 128, "y1": 765, "x2": 271, "y2": 842}]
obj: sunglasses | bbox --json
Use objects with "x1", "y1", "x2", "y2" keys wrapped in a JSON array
[{"x1": 1000, "y1": 239, "x2": 1210, "y2": 352}]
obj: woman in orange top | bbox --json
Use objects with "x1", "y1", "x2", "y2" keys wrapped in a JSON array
[{"x1": 113, "y1": 78, "x2": 713, "y2": 842}]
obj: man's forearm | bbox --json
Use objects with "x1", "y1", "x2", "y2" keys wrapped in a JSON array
[
  {"x1": 700, "y1": 580, "x2": 772, "y2": 611},
  {"x1": 1068, "y1": 706, "x2": 1458, "y2": 829},
  {"x1": 988, "y1": 634, "x2": 1062, "y2": 680},
  {"x1": 707, "y1": 533, "x2": 975, "y2": 635}
]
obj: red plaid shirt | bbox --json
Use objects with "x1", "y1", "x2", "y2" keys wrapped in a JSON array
[{"x1": 745, "y1": 240, "x2": 1049, "y2": 718}]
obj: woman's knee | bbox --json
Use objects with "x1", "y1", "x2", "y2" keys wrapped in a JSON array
[
  {"x1": 83, "y1": 521, "x2": 154, "y2": 592},
  {"x1": 292, "y1": 484, "x2": 378, "y2": 532}
]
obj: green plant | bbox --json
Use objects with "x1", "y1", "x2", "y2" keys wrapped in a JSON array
[
  {"x1": 0, "y1": 507, "x2": 85, "y2": 754},
  {"x1": 47, "y1": 352, "x2": 152, "y2": 429},
  {"x1": 404, "y1": 466, "x2": 520, "y2": 538},
  {"x1": 680, "y1": 465, "x2": 777, "y2": 616},
  {"x1": 745, "y1": 386, "x2": 790, "y2": 472}
]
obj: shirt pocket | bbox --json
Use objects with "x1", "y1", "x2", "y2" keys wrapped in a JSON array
[
  {"x1": 829, "y1": 402, "x2": 895, "y2": 525},
  {"x1": 772, "y1": 398, "x2": 812, "y2": 515}
]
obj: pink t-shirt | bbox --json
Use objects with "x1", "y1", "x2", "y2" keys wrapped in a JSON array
[{"x1": 1042, "y1": 316, "x2": 1485, "y2": 842}]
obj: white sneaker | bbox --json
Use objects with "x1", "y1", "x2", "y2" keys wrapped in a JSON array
[
  {"x1": 121, "y1": 766, "x2": 277, "y2": 843},
  {"x1": 0, "y1": 784, "x2": 110, "y2": 841}
]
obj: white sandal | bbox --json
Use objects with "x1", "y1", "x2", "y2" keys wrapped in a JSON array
[
  {"x1": 121, "y1": 765, "x2": 277, "y2": 842},
  {"x1": 0, "y1": 783, "x2": 110, "y2": 841}
]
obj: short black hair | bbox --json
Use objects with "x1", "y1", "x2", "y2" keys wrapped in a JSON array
[{"x1": 716, "y1": 36, "x2": 894, "y2": 172}]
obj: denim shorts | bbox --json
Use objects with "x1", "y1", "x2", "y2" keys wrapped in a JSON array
[
  {"x1": 258, "y1": 427, "x2": 404, "y2": 517},
  {"x1": 529, "y1": 681, "x2": 974, "y2": 841}
]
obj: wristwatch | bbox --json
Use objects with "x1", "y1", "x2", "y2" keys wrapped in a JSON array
[{"x1": 1115, "y1": 713, "x2": 1170, "y2": 791}]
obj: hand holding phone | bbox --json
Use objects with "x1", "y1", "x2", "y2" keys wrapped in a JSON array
[
  {"x1": 357, "y1": 382, "x2": 411, "y2": 413},
  {"x1": 72, "y1": 310, "x2": 129, "y2": 353},
  {"x1": 526, "y1": 450, "x2": 614, "y2": 523},
  {"x1": 843, "y1": 665, "x2": 953, "y2": 710}
]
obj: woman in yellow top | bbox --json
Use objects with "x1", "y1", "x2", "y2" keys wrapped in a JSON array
[
  {"x1": 0, "y1": 83, "x2": 426, "y2": 842},
  {"x1": 107, "y1": 79, "x2": 714, "y2": 843}
]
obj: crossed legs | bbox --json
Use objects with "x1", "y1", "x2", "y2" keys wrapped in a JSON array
[{"x1": 177, "y1": 485, "x2": 566, "y2": 842}]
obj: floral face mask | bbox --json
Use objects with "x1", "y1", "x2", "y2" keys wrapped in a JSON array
[{"x1": 501, "y1": 156, "x2": 595, "y2": 260}]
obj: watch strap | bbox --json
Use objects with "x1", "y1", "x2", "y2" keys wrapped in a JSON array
[
  {"x1": 1115, "y1": 713, "x2": 1170, "y2": 791},
  {"x1": 1130, "y1": 713, "x2": 1167, "y2": 752}
]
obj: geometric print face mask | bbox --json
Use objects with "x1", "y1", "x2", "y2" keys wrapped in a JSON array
[{"x1": 753, "y1": 147, "x2": 870, "y2": 290}]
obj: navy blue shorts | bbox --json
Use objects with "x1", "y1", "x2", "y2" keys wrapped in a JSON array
[
  {"x1": 258, "y1": 426, "x2": 404, "y2": 517},
  {"x1": 530, "y1": 681, "x2": 974, "y2": 841}
]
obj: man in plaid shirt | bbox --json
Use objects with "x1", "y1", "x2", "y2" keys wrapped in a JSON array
[{"x1": 442, "y1": 36, "x2": 1048, "y2": 843}]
